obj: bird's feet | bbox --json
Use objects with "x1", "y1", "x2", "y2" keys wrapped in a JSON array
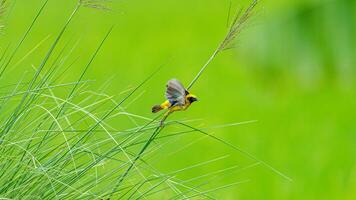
[{"x1": 159, "y1": 120, "x2": 165, "y2": 127}]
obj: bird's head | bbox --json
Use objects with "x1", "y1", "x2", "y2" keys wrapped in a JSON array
[{"x1": 186, "y1": 94, "x2": 198, "y2": 103}]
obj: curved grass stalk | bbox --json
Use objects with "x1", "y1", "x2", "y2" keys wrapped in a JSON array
[
  {"x1": 174, "y1": 121, "x2": 292, "y2": 182},
  {"x1": 35, "y1": 26, "x2": 114, "y2": 154},
  {"x1": 0, "y1": 0, "x2": 50, "y2": 79},
  {"x1": 187, "y1": 0, "x2": 258, "y2": 90},
  {"x1": 0, "y1": 2, "x2": 80, "y2": 139}
]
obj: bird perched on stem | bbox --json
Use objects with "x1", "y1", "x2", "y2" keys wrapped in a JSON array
[{"x1": 152, "y1": 79, "x2": 198, "y2": 125}]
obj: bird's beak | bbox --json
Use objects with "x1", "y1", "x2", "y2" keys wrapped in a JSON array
[{"x1": 192, "y1": 97, "x2": 198, "y2": 102}]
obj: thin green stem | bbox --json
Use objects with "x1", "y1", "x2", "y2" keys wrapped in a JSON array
[{"x1": 187, "y1": 0, "x2": 258, "y2": 90}]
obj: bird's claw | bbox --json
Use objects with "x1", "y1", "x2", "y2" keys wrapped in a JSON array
[{"x1": 159, "y1": 120, "x2": 165, "y2": 127}]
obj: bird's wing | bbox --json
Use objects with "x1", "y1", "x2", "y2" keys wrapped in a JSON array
[{"x1": 165, "y1": 79, "x2": 186, "y2": 106}]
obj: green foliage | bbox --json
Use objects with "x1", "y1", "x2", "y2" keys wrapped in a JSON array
[{"x1": 0, "y1": 0, "x2": 354, "y2": 199}]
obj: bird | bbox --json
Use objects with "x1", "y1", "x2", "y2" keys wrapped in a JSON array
[{"x1": 152, "y1": 79, "x2": 198, "y2": 125}]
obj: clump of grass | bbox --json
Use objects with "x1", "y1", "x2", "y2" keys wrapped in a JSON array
[{"x1": 0, "y1": 0, "x2": 124, "y2": 198}]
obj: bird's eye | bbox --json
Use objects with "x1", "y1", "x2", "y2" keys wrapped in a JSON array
[{"x1": 188, "y1": 97, "x2": 197, "y2": 103}]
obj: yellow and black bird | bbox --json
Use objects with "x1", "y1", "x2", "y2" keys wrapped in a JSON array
[{"x1": 152, "y1": 79, "x2": 198, "y2": 123}]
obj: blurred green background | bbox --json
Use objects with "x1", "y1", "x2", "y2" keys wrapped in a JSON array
[{"x1": 1, "y1": 0, "x2": 355, "y2": 199}]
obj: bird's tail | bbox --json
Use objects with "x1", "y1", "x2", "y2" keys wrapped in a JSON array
[{"x1": 152, "y1": 105, "x2": 163, "y2": 113}]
